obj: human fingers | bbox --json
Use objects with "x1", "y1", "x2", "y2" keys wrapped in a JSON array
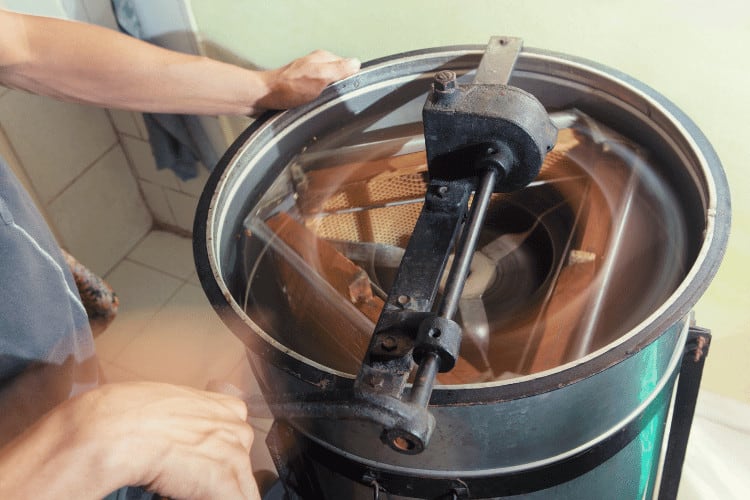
[
  {"x1": 51, "y1": 383, "x2": 260, "y2": 499},
  {"x1": 119, "y1": 382, "x2": 249, "y2": 422},
  {"x1": 117, "y1": 396, "x2": 257, "y2": 498},
  {"x1": 319, "y1": 56, "x2": 361, "y2": 81},
  {"x1": 194, "y1": 388, "x2": 250, "y2": 422},
  {"x1": 291, "y1": 51, "x2": 360, "y2": 83},
  {"x1": 188, "y1": 427, "x2": 258, "y2": 499},
  {"x1": 144, "y1": 429, "x2": 257, "y2": 500},
  {"x1": 302, "y1": 49, "x2": 340, "y2": 63},
  {"x1": 156, "y1": 411, "x2": 255, "y2": 451}
]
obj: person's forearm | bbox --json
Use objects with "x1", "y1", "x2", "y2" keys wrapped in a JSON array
[
  {"x1": 0, "y1": 391, "x2": 127, "y2": 499},
  {"x1": 0, "y1": 10, "x2": 268, "y2": 115}
]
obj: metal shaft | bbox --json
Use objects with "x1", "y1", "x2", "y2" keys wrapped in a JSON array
[
  {"x1": 409, "y1": 352, "x2": 440, "y2": 408},
  {"x1": 409, "y1": 168, "x2": 499, "y2": 408},
  {"x1": 438, "y1": 168, "x2": 499, "y2": 319}
]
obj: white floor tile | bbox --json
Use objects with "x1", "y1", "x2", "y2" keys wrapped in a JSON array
[
  {"x1": 113, "y1": 283, "x2": 245, "y2": 388},
  {"x1": 250, "y1": 428, "x2": 276, "y2": 476},
  {"x1": 95, "y1": 228, "x2": 276, "y2": 479},
  {"x1": 127, "y1": 230, "x2": 195, "y2": 279},
  {"x1": 224, "y1": 355, "x2": 262, "y2": 396},
  {"x1": 96, "y1": 260, "x2": 183, "y2": 361},
  {"x1": 219, "y1": 356, "x2": 273, "y2": 433},
  {"x1": 188, "y1": 271, "x2": 202, "y2": 286},
  {"x1": 98, "y1": 360, "x2": 143, "y2": 384},
  {"x1": 679, "y1": 391, "x2": 750, "y2": 500}
]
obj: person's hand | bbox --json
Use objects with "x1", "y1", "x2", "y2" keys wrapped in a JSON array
[
  {"x1": 0, "y1": 381, "x2": 260, "y2": 499},
  {"x1": 256, "y1": 50, "x2": 360, "y2": 111},
  {"x1": 85, "y1": 382, "x2": 260, "y2": 499}
]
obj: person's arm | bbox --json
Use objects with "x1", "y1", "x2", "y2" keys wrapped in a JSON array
[
  {"x1": 0, "y1": 382, "x2": 260, "y2": 499},
  {"x1": 0, "y1": 8, "x2": 359, "y2": 115}
]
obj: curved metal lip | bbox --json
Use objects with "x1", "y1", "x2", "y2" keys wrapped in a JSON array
[
  {"x1": 283, "y1": 320, "x2": 688, "y2": 477},
  {"x1": 194, "y1": 45, "x2": 731, "y2": 404}
]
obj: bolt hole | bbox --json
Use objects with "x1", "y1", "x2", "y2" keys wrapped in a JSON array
[
  {"x1": 393, "y1": 436, "x2": 415, "y2": 451},
  {"x1": 486, "y1": 147, "x2": 496, "y2": 155},
  {"x1": 429, "y1": 328, "x2": 442, "y2": 338}
]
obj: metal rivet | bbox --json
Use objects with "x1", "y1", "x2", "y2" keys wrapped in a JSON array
[
  {"x1": 366, "y1": 374, "x2": 384, "y2": 388},
  {"x1": 381, "y1": 336, "x2": 398, "y2": 352}
]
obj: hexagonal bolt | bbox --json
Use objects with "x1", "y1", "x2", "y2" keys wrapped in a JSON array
[{"x1": 433, "y1": 70, "x2": 457, "y2": 92}]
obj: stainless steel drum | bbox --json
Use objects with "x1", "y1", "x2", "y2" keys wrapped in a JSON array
[{"x1": 194, "y1": 45, "x2": 730, "y2": 499}]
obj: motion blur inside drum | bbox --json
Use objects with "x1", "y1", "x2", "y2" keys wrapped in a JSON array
[{"x1": 195, "y1": 46, "x2": 730, "y2": 499}]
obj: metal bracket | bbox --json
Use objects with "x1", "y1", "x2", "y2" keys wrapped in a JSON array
[
  {"x1": 352, "y1": 36, "x2": 558, "y2": 454},
  {"x1": 474, "y1": 36, "x2": 523, "y2": 85}
]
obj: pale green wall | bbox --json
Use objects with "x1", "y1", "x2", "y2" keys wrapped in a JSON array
[{"x1": 191, "y1": 0, "x2": 750, "y2": 402}]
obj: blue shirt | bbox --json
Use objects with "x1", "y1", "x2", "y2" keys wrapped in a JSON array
[{"x1": 0, "y1": 156, "x2": 97, "y2": 445}]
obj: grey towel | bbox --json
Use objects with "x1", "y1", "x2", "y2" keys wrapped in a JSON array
[{"x1": 111, "y1": 0, "x2": 219, "y2": 180}]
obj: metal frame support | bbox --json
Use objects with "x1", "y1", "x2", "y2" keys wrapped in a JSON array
[{"x1": 657, "y1": 325, "x2": 712, "y2": 500}]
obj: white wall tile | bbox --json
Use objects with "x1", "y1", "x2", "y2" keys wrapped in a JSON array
[
  {"x1": 107, "y1": 109, "x2": 142, "y2": 138},
  {"x1": 139, "y1": 180, "x2": 176, "y2": 226},
  {"x1": 219, "y1": 114, "x2": 252, "y2": 145},
  {"x1": 197, "y1": 115, "x2": 232, "y2": 161},
  {"x1": 120, "y1": 135, "x2": 180, "y2": 189},
  {"x1": 133, "y1": 113, "x2": 149, "y2": 140},
  {"x1": 49, "y1": 146, "x2": 152, "y2": 275},
  {"x1": 0, "y1": 90, "x2": 117, "y2": 203},
  {"x1": 165, "y1": 188, "x2": 199, "y2": 233},
  {"x1": 177, "y1": 162, "x2": 211, "y2": 197}
]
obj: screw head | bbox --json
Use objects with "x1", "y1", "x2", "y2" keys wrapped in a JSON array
[
  {"x1": 433, "y1": 70, "x2": 457, "y2": 92},
  {"x1": 366, "y1": 374, "x2": 385, "y2": 388},
  {"x1": 380, "y1": 335, "x2": 398, "y2": 352}
]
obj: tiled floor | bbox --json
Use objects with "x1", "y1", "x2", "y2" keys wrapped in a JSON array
[{"x1": 95, "y1": 230, "x2": 275, "y2": 473}]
